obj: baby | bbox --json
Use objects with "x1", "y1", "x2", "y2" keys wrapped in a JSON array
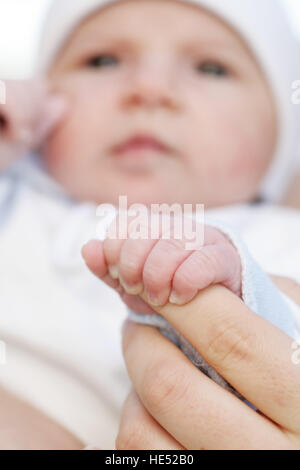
[
  {"x1": 41, "y1": 0, "x2": 289, "y2": 207},
  {"x1": 0, "y1": 0, "x2": 300, "y2": 448},
  {"x1": 37, "y1": 0, "x2": 300, "y2": 401}
]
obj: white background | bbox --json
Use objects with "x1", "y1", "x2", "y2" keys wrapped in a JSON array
[{"x1": 0, "y1": 0, "x2": 300, "y2": 78}]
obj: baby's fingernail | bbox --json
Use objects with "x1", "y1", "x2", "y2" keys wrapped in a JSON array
[
  {"x1": 108, "y1": 265, "x2": 119, "y2": 279},
  {"x1": 146, "y1": 292, "x2": 163, "y2": 307},
  {"x1": 119, "y1": 278, "x2": 143, "y2": 295},
  {"x1": 169, "y1": 290, "x2": 185, "y2": 305}
]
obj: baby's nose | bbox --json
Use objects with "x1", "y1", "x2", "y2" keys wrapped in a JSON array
[{"x1": 122, "y1": 57, "x2": 181, "y2": 111}]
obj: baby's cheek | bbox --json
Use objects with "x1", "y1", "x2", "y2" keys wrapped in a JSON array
[
  {"x1": 214, "y1": 115, "x2": 272, "y2": 185},
  {"x1": 222, "y1": 96, "x2": 275, "y2": 179},
  {"x1": 229, "y1": 134, "x2": 271, "y2": 186},
  {"x1": 200, "y1": 90, "x2": 273, "y2": 182}
]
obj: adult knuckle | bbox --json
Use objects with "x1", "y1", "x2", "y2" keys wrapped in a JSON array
[
  {"x1": 116, "y1": 423, "x2": 145, "y2": 450},
  {"x1": 116, "y1": 432, "x2": 137, "y2": 450},
  {"x1": 206, "y1": 317, "x2": 256, "y2": 368},
  {"x1": 141, "y1": 359, "x2": 191, "y2": 415}
]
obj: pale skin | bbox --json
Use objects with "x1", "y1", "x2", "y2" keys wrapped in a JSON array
[
  {"x1": 0, "y1": 0, "x2": 294, "y2": 449},
  {"x1": 79, "y1": 204, "x2": 300, "y2": 450},
  {"x1": 44, "y1": 0, "x2": 277, "y2": 208},
  {"x1": 85, "y1": 214, "x2": 242, "y2": 308},
  {"x1": 118, "y1": 294, "x2": 300, "y2": 450},
  {"x1": 82, "y1": 240, "x2": 300, "y2": 450}
]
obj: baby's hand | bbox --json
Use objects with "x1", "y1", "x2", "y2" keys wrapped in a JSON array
[
  {"x1": 83, "y1": 213, "x2": 242, "y2": 312},
  {"x1": 0, "y1": 79, "x2": 67, "y2": 170}
]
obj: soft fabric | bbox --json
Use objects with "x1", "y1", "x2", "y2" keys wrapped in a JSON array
[{"x1": 36, "y1": 0, "x2": 300, "y2": 202}]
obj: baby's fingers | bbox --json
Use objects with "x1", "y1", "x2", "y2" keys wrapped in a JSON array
[
  {"x1": 170, "y1": 243, "x2": 242, "y2": 305},
  {"x1": 82, "y1": 239, "x2": 154, "y2": 314},
  {"x1": 82, "y1": 239, "x2": 119, "y2": 291},
  {"x1": 104, "y1": 213, "x2": 157, "y2": 294},
  {"x1": 118, "y1": 237, "x2": 158, "y2": 295},
  {"x1": 142, "y1": 238, "x2": 192, "y2": 306}
]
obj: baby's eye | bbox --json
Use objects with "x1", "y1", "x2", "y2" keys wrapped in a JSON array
[
  {"x1": 196, "y1": 62, "x2": 228, "y2": 77},
  {"x1": 86, "y1": 54, "x2": 119, "y2": 68}
]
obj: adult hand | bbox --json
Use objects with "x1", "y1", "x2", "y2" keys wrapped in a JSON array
[{"x1": 116, "y1": 278, "x2": 300, "y2": 450}]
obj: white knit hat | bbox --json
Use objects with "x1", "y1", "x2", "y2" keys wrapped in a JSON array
[{"x1": 37, "y1": 0, "x2": 300, "y2": 202}]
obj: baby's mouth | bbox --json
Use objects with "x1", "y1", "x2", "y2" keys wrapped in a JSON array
[{"x1": 110, "y1": 133, "x2": 172, "y2": 156}]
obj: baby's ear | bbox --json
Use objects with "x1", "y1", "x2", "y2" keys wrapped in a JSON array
[{"x1": 33, "y1": 94, "x2": 69, "y2": 147}]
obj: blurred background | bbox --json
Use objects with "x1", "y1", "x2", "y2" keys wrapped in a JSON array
[{"x1": 0, "y1": 0, "x2": 299, "y2": 78}]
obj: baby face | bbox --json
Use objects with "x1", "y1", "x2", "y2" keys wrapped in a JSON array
[{"x1": 44, "y1": 0, "x2": 276, "y2": 207}]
